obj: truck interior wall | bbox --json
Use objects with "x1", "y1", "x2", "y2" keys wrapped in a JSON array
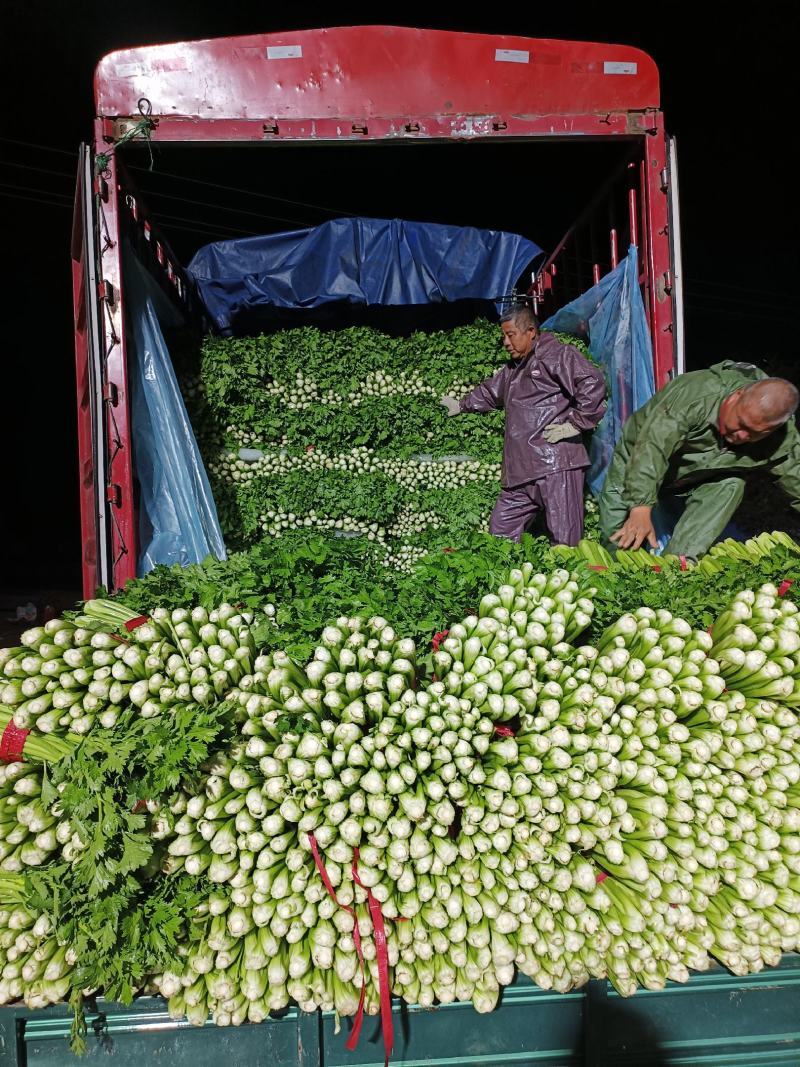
[
  {"x1": 119, "y1": 137, "x2": 644, "y2": 332},
  {"x1": 101, "y1": 135, "x2": 653, "y2": 585}
]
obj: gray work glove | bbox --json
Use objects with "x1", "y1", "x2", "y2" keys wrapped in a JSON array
[
  {"x1": 440, "y1": 395, "x2": 462, "y2": 417},
  {"x1": 542, "y1": 422, "x2": 581, "y2": 444}
]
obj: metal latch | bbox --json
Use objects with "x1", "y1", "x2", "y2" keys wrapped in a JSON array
[
  {"x1": 112, "y1": 116, "x2": 156, "y2": 140},
  {"x1": 106, "y1": 484, "x2": 122, "y2": 507},
  {"x1": 99, "y1": 281, "x2": 115, "y2": 307}
]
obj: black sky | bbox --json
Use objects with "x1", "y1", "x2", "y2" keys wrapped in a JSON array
[{"x1": 2, "y1": 2, "x2": 798, "y2": 590}]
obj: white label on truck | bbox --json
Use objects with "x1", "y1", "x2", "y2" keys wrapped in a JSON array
[
  {"x1": 604, "y1": 61, "x2": 638, "y2": 75},
  {"x1": 267, "y1": 45, "x2": 303, "y2": 60},
  {"x1": 495, "y1": 49, "x2": 529, "y2": 64}
]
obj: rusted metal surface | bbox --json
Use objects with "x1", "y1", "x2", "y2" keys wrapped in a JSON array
[{"x1": 96, "y1": 112, "x2": 646, "y2": 145}]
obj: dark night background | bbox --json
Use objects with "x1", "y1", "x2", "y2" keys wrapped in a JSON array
[{"x1": 2, "y1": 2, "x2": 798, "y2": 602}]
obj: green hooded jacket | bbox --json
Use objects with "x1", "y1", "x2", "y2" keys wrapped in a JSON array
[{"x1": 607, "y1": 361, "x2": 800, "y2": 510}]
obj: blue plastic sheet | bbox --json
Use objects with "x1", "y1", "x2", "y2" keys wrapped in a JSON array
[
  {"x1": 188, "y1": 217, "x2": 543, "y2": 335},
  {"x1": 124, "y1": 247, "x2": 227, "y2": 576},
  {"x1": 542, "y1": 246, "x2": 655, "y2": 497}
]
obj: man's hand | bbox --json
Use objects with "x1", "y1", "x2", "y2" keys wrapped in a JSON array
[
  {"x1": 610, "y1": 506, "x2": 658, "y2": 551},
  {"x1": 440, "y1": 396, "x2": 462, "y2": 417},
  {"x1": 542, "y1": 422, "x2": 581, "y2": 444}
]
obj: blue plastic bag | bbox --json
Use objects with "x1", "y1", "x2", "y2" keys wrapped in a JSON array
[
  {"x1": 542, "y1": 246, "x2": 655, "y2": 497},
  {"x1": 124, "y1": 247, "x2": 227, "y2": 576},
  {"x1": 542, "y1": 249, "x2": 746, "y2": 552}
]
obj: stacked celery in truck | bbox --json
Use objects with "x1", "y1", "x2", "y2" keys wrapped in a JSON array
[{"x1": 182, "y1": 321, "x2": 600, "y2": 564}]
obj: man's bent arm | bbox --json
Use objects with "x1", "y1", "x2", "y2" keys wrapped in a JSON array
[
  {"x1": 556, "y1": 348, "x2": 607, "y2": 432},
  {"x1": 622, "y1": 402, "x2": 695, "y2": 508},
  {"x1": 459, "y1": 367, "x2": 507, "y2": 414}
]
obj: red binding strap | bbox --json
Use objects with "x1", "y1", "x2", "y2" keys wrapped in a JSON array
[
  {"x1": 370, "y1": 894, "x2": 393, "y2": 1067},
  {"x1": 431, "y1": 630, "x2": 449, "y2": 652},
  {"x1": 308, "y1": 833, "x2": 367, "y2": 1051},
  {"x1": 352, "y1": 849, "x2": 394, "y2": 1067},
  {"x1": 0, "y1": 721, "x2": 30, "y2": 762}
]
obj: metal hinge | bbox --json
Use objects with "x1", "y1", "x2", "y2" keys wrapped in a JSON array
[
  {"x1": 112, "y1": 116, "x2": 154, "y2": 140},
  {"x1": 106, "y1": 484, "x2": 122, "y2": 507},
  {"x1": 99, "y1": 280, "x2": 115, "y2": 307}
]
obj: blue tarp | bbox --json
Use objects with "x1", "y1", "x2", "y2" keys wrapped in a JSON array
[
  {"x1": 124, "y1": 246, "x2": 227, "y2": 576},
  {"x1": 542, "y1": 246, "x2": 655, "y2": 497},
  {"x1": 188, "y1": 217, "x2": 543, "y2": 335}
]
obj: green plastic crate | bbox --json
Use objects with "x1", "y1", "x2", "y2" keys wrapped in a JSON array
[{"x1": 2, "y1": 956, "x2": 798, "y2": 1067}]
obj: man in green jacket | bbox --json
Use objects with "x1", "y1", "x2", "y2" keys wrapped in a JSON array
[{"x1": 598, "y1": 361, "x2": 800, "y2": 560}]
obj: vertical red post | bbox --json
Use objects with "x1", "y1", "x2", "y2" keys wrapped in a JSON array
[
  {"x1": 94, "y1": 122, "x2": 138, "y2": 589},
  {"x1": 70, "y1": 209, "x2": 98, "y2": 599},
  {"x1": 628, "y1": 187, "x2": 639, "y2": 249},
  {"x1": 634, "y1": 168, "x2": 650, "y2": 331},
  {"x1": 609, "y1": 229, "x2": 619, "y2": 270},
  {"x1": 641, "y1": 113, "x2": 676, "y2": 387}
]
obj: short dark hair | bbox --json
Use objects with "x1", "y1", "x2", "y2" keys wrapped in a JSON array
[{"x1": 500, "y1": 304, "x2": 539, "y2": 331}]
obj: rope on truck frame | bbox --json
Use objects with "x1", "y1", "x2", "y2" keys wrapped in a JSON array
[{"x1": 95, "y1": 99, "x2": 156, "y2": 174}]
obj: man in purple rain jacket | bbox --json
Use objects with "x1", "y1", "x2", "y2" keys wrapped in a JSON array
[{"x1": 441, "y1": 304, "x2": 607, "y2": 545}]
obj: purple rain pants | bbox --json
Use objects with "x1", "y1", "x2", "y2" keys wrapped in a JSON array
[{"x1": 489, "y1": 469, "x2": 585, "y2": 546}]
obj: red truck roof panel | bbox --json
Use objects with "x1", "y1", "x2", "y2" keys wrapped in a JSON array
[{"x1": 95, "y1": 26, "x2": 659, "y2": 121}]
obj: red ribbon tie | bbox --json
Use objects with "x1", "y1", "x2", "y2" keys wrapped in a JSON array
[{"x1": 0, "y1": 721, "x2": 30, "y2": 763}]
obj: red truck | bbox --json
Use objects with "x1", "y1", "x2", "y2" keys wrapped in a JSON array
[{"x1": 72, "y1": 25, "x2": 684, "y2": 598}]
